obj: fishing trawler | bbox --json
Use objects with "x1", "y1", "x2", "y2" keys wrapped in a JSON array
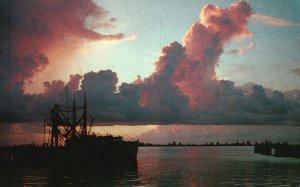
[{"x1": 0, "y1": 82, "x2": 139, "y2": 163}]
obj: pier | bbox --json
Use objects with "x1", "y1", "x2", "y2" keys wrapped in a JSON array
[{"x1": 254, "y1": 142, "x2": 300, "y2": 158}]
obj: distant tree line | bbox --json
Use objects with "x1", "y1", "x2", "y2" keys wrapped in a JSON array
[{"x1": 139, "y1": 140, "x2": 293, "y2": 147}]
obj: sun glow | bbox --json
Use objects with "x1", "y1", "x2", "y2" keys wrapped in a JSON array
[{"x1": 24, "y1": 39, "x2": 123, "y2": 94}]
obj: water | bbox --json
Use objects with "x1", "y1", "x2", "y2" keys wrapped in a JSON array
[{"x1": 1, "y1": 146, "x2": 300, "y2": 186}]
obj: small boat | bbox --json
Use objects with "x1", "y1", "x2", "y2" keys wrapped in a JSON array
[{"x1": 0, "y1": 82, "x2": 139, "y2": 164}]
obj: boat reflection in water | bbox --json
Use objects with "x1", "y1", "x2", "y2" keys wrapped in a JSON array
[{"x1": 0, "y1": 160, "x2": 138, "y2": 186}]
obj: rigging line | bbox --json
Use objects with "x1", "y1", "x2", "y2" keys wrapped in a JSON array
[
  {"x1": 109, "y1": 122, "x2": 136, "y2": 141},
  {"x1": 108, "y1": 125, "x2": 135, "y2": 141},
  {"x1": 87, "y1": 108, "x2": 105, "y2": 120},
  {"x1": 86, "y1": 107, "x2": 119, "y2": 135},
  {"x1": 99, "y1": 126, "x2": 110, "y2": 135},
  {"x1": 87, "y1": 107, "x2": 136, "y2": 141},
  {"x1": 86, "y1": 108, "x2": 110, "y2": 134}
]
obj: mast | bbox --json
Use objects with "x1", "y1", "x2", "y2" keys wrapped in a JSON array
[
  {"x1": 45, "y1": 76, "x2": 90, "y2": 146},
  {"x1": 71, "y1": 99, "x2": 76, "y2": 138},
  {"x1": 82, "y1": 80, "x2": 87, "y2": 136}
]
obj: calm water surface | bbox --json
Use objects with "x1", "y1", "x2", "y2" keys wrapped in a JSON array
[{"x1": 1, "y1": 146, "x2": 300, "y2": 186}]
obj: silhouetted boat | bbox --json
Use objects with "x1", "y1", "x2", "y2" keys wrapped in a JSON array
[{"x1": 0, "y1": 82, "x2": 139, "y2": 164}]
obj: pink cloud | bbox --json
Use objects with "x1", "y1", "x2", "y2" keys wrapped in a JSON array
[{"x1": 291, "y1": 67, "x2": 300, "y2": 76}]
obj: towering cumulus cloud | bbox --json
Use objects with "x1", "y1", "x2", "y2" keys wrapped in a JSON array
[
  {"x1": 174, "y1": 1, "x2": 253, "y2": 108},
  {"x1": 139, "y1": 42, "x2": 191, "y2": 122},
  {"x1": 141, "y1": 1, "x2": 253, "y2": 109},
  {"x1": 137, "y1": 1, "x2": 300, "y2": 124}
]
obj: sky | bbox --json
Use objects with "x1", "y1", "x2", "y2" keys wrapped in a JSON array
[
  {"x1": 1, "y1": 0, "x2": 300, "y2": 124},
  {"x1": 23, "y1": 0, "x2": 300, "y2": 93}
]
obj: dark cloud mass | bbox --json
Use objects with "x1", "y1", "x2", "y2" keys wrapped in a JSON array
[
  {"x1": 1, "y1": 1, "x2": 300, "y2": 124},
  {"x1": 0, "y1": 0, "x2": 124, "y2": 122},
  {"x1": 2, "y1": 0, "x2": 124, "y2": 86}
]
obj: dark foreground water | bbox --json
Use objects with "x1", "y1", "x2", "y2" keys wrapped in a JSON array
[{"x1": 1, "y1": 146, "x2": 300, "y2": 187}]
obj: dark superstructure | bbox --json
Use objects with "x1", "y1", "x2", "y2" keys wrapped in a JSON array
[{"x1": 0, "y1": 82, "x2": 139, "y2": 163}]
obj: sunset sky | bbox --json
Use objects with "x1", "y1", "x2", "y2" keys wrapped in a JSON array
[
  {"x1": 24, "y1": 0, "x2": 300, "y2": 93},
  {"x1": 1, "y1": 0, "x2": 300, "y2": 124},
  {"x1": 2, "y1": 0, "x2": 300, "y2": 151},
  {"x1": 99, "y1": 0, "x2": 300, "y2": 91}
]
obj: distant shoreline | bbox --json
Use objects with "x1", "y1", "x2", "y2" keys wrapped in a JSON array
[
  {"x1": 139, "y1": 140, "x2": 297, "y2": 147},
  {"x1": 139, "y1": 142, "x2": 254, "y2": 147}
]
